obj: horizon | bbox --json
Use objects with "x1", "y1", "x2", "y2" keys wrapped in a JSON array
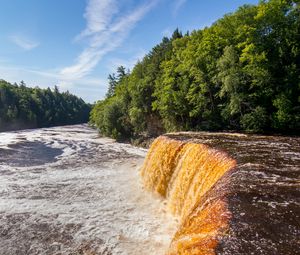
[{"x1": 0, "y1": 0, "x2": 258, "y2": 103}]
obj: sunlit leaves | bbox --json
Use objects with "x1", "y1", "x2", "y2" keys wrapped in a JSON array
[{"x1": 90, "y1": 0, "x2": 300, "y2": 137}]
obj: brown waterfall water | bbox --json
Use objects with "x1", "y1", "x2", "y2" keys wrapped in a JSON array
[
  {"x1": 0, "y1": 126, "x2": 299, "y2": 254},
  {"x1": 141, "y1": 133, "x2": 300, "y2": 255}
]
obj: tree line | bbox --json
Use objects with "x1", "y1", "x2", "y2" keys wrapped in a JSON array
[
  {"x1": 90, "y1": 0, "x2": 300, "y2": 140},
  {"x1": 0, "y1": 79, "x2": 91, "y2": 131}
]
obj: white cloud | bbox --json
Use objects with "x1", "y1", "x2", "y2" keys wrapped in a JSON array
[
  {"x1": 60, "y1": 0, "x2": 158, "y2": 82},
  {"x1": 75, "y1": 0, "x2": 118, "y2": 40},
  {"x1": 2, "y1": 0, "x2": 160, "y2": 102},
  {"x1": 24, "y1": 67, "x2": 108, "y2": 89},
  {"x1": 9, "y1": 34, "x2": 39, "y2": 50},
  {"x1": 173, "y1": 0, "x2": 187, "y2": 16}
]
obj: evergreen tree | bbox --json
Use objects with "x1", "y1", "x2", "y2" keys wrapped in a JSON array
[{"x1": 0, "y1": 80, "x2": 91, "y2": 131}]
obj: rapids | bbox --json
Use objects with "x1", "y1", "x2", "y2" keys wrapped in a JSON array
[
  {"x1": 0, "y1": 125, "x2": 299, "y2": 255},
  {"x1": 0, "y1": 125, "x2": 177, "y2": 255}
]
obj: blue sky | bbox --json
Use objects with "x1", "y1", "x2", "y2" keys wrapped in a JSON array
[{"x1": 0, "y1": 0, "x2": 259, "y2": 103}]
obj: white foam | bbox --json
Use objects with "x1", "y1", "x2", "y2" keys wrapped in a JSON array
[{"x1": 0, "y1": 125, "x2": 176, "y2": 255}]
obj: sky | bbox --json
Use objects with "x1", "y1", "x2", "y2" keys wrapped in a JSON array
[{"x1": 0, "y1": 0, "x2": 259, "y2": 103}]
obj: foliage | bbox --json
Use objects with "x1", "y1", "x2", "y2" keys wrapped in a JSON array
[
  {"x1": 0, "y1": 80, "x2": 91, "y2": 131},
  {"x1": 90, "y1": 0, "x2": 300, "y2": 138}
]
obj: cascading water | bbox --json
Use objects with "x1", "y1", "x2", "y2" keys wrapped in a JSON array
[
  {"x1": 141, "y1": 136, "x2": 236, "y2": 254},
  {"x1": 0, "y1": 126, "x2": 299, "y2": 254},
  {"x1": 141, "y1": 133, "x2": 300, "y2": 255}
]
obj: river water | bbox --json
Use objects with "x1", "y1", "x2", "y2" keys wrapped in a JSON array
[
  {"x1": 167, "y1": 132, "x2": 300, "y2": 255},
  {"x1": 0, "y1": 125, "x2": 177, "y2": 255},
  {"x1": 1, "y1": 125, "x2": 299, "y2": 255}
]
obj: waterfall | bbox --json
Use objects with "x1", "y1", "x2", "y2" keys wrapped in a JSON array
[{"x1": 140, "y1": 136, "x2": 236, "y2": 254}]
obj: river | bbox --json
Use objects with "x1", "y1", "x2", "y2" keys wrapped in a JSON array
[
  {"x1": 0, "y1": 125, "x2": 177, "y2": 255},
  {"x1": 1, "y1": 125, "x2": 299, "y2": 255}
]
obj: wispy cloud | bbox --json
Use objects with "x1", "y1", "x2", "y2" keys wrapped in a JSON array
[
  {"x1": 9, "y1": 34, "x2": 39, "y2": 50},
  {"x1": 173, "y1": 0, "x2": 187, "y2": 16},
  {"x1": 2, "y1": 0, "x2": 159, "y2": 102},
  {"x1": 60, "y1": 0, "x2": 158, "y2": 82},
  {"x1": 24, "y1": 67, "x2": 108, "y2": 89},
  {"x1": 76, "y1": 0, "x2": 118, "y2": 40}
]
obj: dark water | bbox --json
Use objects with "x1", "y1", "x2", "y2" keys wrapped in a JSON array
[
  {"x1": 0, "y1": 141, "x2": 62, "y2": 167},
  {"x1": 167, "y1": 132, "x2": 300, "y2": 255}
]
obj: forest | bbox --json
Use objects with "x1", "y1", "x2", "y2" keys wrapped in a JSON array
[
  {"x1": 90, "y1": 0, "x2": 300, "y2": 140},
  {"x1": 0, "y1": 79, "x2": 91, "y2": 131}
]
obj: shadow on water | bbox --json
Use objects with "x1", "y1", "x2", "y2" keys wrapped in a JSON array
[{"x1": 0, "y1": 141, "x2": 62, "y2": 167}]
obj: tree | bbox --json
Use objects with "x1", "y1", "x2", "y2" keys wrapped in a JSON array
[
  {"x1": 0, "y1": 79, "x2": 91, "y2": 131},
  {"x1": 90, "y1": 0, "x2": 300, "y2": 137},
  {"x1": 106, "y1": 73, "x2": 118, "y2": 98}
]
